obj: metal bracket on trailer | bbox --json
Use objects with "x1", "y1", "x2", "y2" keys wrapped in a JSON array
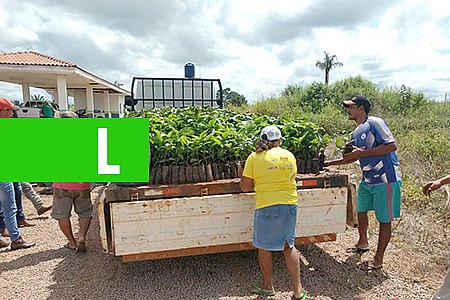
[
  {"x1": 200, "y1": 187, "x2": 209, "y2": 196},
  {"x1": 130, "y1": 188, "x2": 139, "y2": 201}
]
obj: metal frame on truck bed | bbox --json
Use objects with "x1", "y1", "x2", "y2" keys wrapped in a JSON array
[{"x1": 128, "y1": 77, "x2": 224, "y2": 110}]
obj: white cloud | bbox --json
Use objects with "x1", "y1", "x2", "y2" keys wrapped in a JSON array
[{"x1": 1, "y1": 0, "x2": 450, "y2": 102}]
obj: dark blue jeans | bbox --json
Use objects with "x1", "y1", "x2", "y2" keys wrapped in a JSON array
[{"x1": 0, "y1": 182, "x2": 25, "y2": 229}]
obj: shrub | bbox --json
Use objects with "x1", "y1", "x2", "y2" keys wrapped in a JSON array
[
  {"x1": 311, "y1": 103, "x2": 354, "y2": 136},
  {"x1": 248, "y1": 79, "x2": 450, "y2": 215},
  {"x1": 378, "y1": 85, "x2": 428, "y2": 116},
  {"x1": 249, "y1": 96, "x2": 305, "y2": 118},
  {"x1": 329, "y1": 76, "x2": 379, "y2": 107}
]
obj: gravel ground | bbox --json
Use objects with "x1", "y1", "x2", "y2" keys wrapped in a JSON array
[{"x1": 0, "y1": 186, "x2": 448, "y2": 300}]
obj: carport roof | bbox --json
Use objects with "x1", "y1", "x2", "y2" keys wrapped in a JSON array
[{"x1": 0, "y1": 51, "x2": 130, "y2": 95}]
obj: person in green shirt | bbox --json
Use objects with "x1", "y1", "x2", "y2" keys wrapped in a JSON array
[{"x1": 37, "y1": 102, "x2": 55, "y2": 118}]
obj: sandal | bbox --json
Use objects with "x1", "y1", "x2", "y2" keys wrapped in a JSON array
[
  {"x1": 248, "y1": 283, "x2": 275, "y2": 296},
  {"x1": 292, "y1": 290, "x2": 307, "y2": 300},
  {"x1": 63, "y1": 243, "x2": 76, "y2": 250},
  {"x1": 368, "y1": 260, "x2": 382, "y2": 270},
  {"x1": 346, "y1": 245, "x2": 369, "y2": 253},
  {"x1": 76, "y1": 242, "x2": 87, "y2": 253}
]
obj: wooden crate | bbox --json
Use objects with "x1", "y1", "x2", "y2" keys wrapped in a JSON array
[
  {"x1": 99, "y1": 186, "x2": 348, "y2": 262},
  {"x1": 105, "y1": 173, "x2": 348, "y2": 203}
]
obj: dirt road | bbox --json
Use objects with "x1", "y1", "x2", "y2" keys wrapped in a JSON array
[{"x1": 0, "y1": 186, "x2": 447, "y2": 300}]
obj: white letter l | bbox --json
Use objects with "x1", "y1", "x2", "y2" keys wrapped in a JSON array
[{"x1": 98, "y1": 128, "x2": 120, "y2": 174}]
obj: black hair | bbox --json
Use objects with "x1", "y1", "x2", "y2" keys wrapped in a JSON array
[
  {"x1": 352, "y1": 95, "x2": 371, "y2": 114},
  {"x1": 255, "y1": 139, "x2": 278, "y2": 153},
  {"x1": 359, "y1": 103, "x2": 370, "y2": 114}
]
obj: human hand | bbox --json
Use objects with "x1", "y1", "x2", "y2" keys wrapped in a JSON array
[
  {"x1": 343, "y1": 142, "x2": 355, "y2": 154},
  {"x1": 422, "y1": 180, "x2": 442, "y2": 196},
  {"x1": 342, "y1": 147, "x2": 363, "y2": 162}
]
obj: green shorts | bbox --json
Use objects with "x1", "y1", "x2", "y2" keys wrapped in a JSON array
[{"x1": 357, "y1": 181, "x2": 402, "y2": 223}]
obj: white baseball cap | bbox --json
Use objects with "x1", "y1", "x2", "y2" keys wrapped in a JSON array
[{"x1": 260, "y1": 125, "x2": 282, "y2": 141}]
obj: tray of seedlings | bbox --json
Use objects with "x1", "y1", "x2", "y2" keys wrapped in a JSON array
[
  {"x1": 134, "y1": 106, "x2": 329, "y2": 183},
  {"x1": 107, "y1": 107, "x2": 332, "y2": 202}
]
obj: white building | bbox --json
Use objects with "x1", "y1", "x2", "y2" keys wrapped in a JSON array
[{"x1": 0, "y1": 51, "x2": 129, "y2": 118}]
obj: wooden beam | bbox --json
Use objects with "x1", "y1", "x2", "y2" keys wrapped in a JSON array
[
  {"x1": 346, "y1": 183, "x2": 358, "y2": 228},
  {"x1": 121, "y1": 242, "x2": 254, "y2": 262},
  {"x1": 120, "y1": 233, "x2": 337, "y2": 263}
]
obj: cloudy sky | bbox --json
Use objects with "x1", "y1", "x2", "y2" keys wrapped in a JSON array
[{"x1": 1, "y1": 0, "x2": 450, "y2": 102}]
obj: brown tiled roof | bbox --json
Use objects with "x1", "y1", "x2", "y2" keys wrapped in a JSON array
[{"x1": 0, "y1": 51, "x2": 76, "y2": 67}]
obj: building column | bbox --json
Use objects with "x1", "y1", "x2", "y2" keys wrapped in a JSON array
[
  {"x1": 109, "y1": 95, "x2": 124, "y2": 118},
  {"x1": 21, "y1": 84, "x2": 30, "y2": 103},
  {"x1": 86, "y1": 86, "x2": 94, "y2": 118},
  {"x1": 104, "y1": 91, "x2": 111, "y2": 118},
  {"x1": 56, "y1": 76, "x2": 68, "y2": 111}
]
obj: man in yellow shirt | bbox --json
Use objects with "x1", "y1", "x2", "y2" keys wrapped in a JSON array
[{"x1": 240, "y1": 125, "x2": 306, "y2": 300}]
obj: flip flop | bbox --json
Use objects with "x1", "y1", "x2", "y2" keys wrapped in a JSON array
[
  {"x1": 368, "y1": 261, "x2": 382, "y2": 270},
  {"x1": 248, "y1": 283, "x2": 275, "y2": 296},
  {"x1": 76, "y1": 243, "x2": 87, "y2": 253},
  {"x1": 347, "y1": 245, "x2": 369, "y2": 253},
  {"x1": 63, "y1": 243, "x2": 76, "y2": 250},
  {"x1": 292, "y1": 290, "x2": 307, "y2": 300}
]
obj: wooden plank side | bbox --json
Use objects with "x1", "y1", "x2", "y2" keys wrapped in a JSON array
[
  {"x1": 111, "y1": 188, "x2": 347, "y2": 223},
  {"x1": 111, "y1": 195, "x2": 253, "y2": 222},
  {"x1": 346, "y1": 183, "x2": 358, "y2": 228},
  {"x1": 97, "y1": 188, "x2": 109, "y2": 253},
  {"x1": 112, "y1": 205, "x2": 345, "y2": 241},
  {"x1": 114, "y1": 221, "x2": 345, "y2": 255},
  {"x1": 297, "y1": 204, "x2": 347, "y2": 234},
  {"x1": 115, "y1": 231, "x2": 253, "y2": 255},
  {"x1": 121, "y1": 234, "x2": 337, "y2": 262},
  {"x1": 121, "y1": 242, "x2": 255, "y2": 262},
  {"x1": 111, "y1": 187, "x2": 348, "y2": 256},
  {"x1": 113, "y1": 210, "x2": 346, "y2": 255},
  {"x1": 113, "y1": 210, "x2": 254, "y2": 236},
  {"x1": 109, "y1": 202, "x2": 115, "y2": 253}
]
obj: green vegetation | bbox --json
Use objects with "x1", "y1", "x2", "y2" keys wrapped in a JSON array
[
  {"x1": 129, "y1": 106, "x2": 329, "y2": 168},
  {"x1": 127, "y1": 75, "x2": 448, "y2": 219},
  {"x1": 245, "y1": 75, "x2": 450, "y2": 220},
  {"x1": 221, "y1": 87, "x2": 248, "y2": 108}
]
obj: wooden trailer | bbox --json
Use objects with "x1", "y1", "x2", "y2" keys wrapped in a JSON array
[{"x1": 98, "y1": 172, "x2": 356, "y2": 262}]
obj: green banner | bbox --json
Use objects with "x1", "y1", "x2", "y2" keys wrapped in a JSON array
[{"x1": 0, "y1": 118, "x2": 149, "y2": 182}]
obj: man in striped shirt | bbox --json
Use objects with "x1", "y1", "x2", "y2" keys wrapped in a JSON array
[{"x1": 325, "y1": 96, "x2": 402, "y2": 270}]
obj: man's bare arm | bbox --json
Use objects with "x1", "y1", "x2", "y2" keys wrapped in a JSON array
[
  {"x1": 423, "y1": 175, "x2": 450, "y2": 196},
  {"x1": 359, "y1": 142, "x2": 397, "y2": 157},
  {"x1": 324, "y1": 142, "x2": 397, "y2": 167}
]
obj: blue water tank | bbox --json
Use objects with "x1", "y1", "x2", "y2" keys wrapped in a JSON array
[{"x1": 184, "y1": 63, "x2": 195, "y2": 78}]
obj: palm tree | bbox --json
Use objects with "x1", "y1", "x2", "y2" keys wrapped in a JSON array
[
  {"x1": 315, "y1": 51, "x2": 343, "y2": 85},
  {"x1": 31, "y1": 94, "x2": 46, "y2": 101}
]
